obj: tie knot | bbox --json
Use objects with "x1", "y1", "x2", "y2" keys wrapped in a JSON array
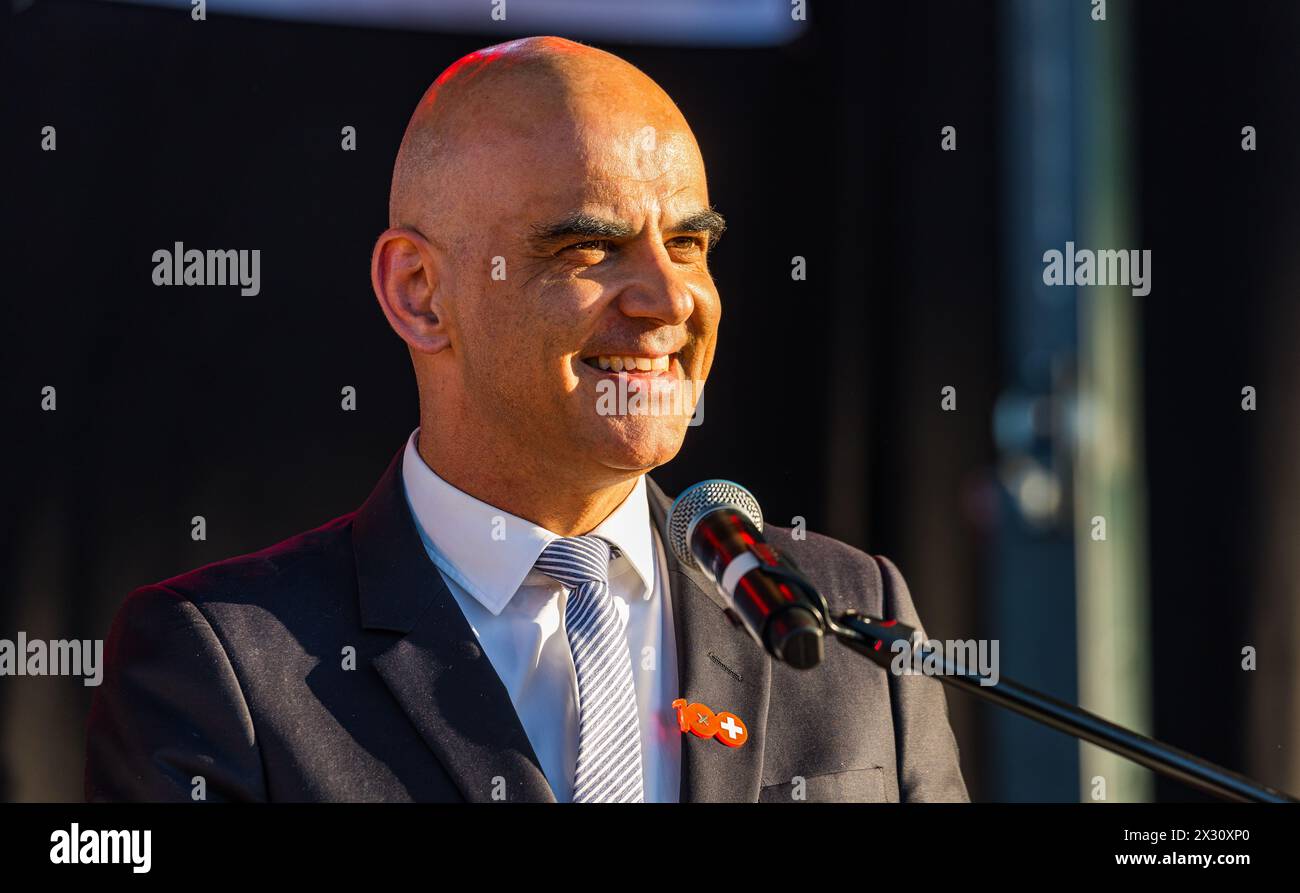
[{"x1": 535, "y1": 535, "x2": 613, "y2": 589}]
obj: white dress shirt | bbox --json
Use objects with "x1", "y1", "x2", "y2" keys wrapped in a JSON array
[{"x1": 400, "y1": 430, "x2": 681, "y2": 802}]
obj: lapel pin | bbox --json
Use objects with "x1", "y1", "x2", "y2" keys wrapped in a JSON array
[{"x1": 671, "y1": 698, "x2": 748, "y2": 748}]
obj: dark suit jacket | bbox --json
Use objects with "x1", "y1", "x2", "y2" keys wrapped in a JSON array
[{"x1": 84, "y1": 450, "x2": 969, "y2": 802}]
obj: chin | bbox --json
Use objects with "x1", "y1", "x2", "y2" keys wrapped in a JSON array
[{"x1": 584, "y1": 415, "x2": 689, "y2": 474}]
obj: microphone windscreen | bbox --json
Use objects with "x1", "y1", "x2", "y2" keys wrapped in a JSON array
[{"x1": 667, "y1": 479, "x2": 764, "y2": 569}]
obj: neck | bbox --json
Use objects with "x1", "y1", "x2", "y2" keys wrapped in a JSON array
[{"x1": 416, "y1": 426, "x2": 638, "y2": 536}]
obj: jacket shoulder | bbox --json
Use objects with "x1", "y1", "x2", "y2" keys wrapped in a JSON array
[
  {"x1": 144, "y1": 512, "x2": 358, "y2": 612},
  {"x1": 760, "y1": 524, "x2": 892, "y2": 618}
]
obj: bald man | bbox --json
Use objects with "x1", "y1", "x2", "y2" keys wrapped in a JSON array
[{"x1": 85, "y1": 37, "x2": 968, "y2": 803}]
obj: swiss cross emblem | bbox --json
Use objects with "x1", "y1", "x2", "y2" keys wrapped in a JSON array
[{"x1": 714, "y1": 712, "x2": 748, "y2": 747}]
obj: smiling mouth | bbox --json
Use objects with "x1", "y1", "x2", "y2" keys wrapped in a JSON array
[{"x1": 580, "y1": 353, "x2": 678, "y2": 375}]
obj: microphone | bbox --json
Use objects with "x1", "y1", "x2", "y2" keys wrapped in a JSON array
[{"x1": 667, "y1": 480, "x2": 825, "y2": 669}]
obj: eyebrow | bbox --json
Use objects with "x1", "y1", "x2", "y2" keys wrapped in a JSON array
[
  {"x1": 529, "y1": 207, "x2": 727, "y2": 250},
  {"x1": 672, "y1": 208, "x2": 727, "y2": 247}
]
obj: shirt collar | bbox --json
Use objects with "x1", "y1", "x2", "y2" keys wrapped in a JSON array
[
  {"x1": 588, "y1": 474, "x2": 656, "y2": 601},
  {"x1": 400, "y1": 430, "x2": 655, "y2": 616}
]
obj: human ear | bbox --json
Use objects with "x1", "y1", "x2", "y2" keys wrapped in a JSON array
[{"x1": 370, "y1": 227, "x2": 451, "y2": 354}]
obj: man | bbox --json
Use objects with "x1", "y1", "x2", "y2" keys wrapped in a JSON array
[{"x1": 85, "y1": 36, "x2": 968, "y2": 803}]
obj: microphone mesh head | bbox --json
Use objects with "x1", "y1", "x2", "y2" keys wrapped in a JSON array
[{"x1": 667, "y1": 479, "x2": 764, "y2": 569}]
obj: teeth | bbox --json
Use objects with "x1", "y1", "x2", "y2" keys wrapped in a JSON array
[{"x1": 587, "y1": 355, "x2": 673, "y2": 373}]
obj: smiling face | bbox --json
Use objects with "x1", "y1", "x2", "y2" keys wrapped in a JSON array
[
  {"x1": 384, "y1": 39, "x2": 722, "y2": 492},
  {"x1": 461, "y1": 110, "x2": 720, "y2": 477}
]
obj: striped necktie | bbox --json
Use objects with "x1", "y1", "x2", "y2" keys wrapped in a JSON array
[{"x1": 534, "y1": 535, "x2": 645, "y2": 803}]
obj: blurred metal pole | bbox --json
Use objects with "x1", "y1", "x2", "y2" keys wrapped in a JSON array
[
  {"x1": 1073, "y1": 1, "x2": 1154, "y2": 803},
  {"x1": 992, "y1": 0, "x2": 1081, "y2": 802}
]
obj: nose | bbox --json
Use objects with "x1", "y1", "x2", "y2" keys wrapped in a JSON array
[{"x1": 615, "y1": 240, "x2": 696, "y2": 327}]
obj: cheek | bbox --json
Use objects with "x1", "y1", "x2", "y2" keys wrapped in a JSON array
[
  {"x1": 462, "y1": 299, "x2": 583, "y2": 402},
  {"x1": 460, "y1": 286, "x2": 547, "y2": 363},
  {"x1": 520, "y1": 280, "x2": 604, "y2": 362},
  {"x1": 696, "y1": 279, "x2": 722, "y2": 327},
  {"x1": 689, "y1": 285, "x2": 722, "y2": 364}
]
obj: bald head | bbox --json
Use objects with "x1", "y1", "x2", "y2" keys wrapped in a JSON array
[
  {"x1": 372, "y1": 36, "x2": 722, "y2": 535},
  {"x1": 388, "y1": 36, "x2": 700, "y2": 233}
]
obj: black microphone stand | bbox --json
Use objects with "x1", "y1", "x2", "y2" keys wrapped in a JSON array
[{"x1": 826, "y1": 609, "x2": 1296, "y2": 803}]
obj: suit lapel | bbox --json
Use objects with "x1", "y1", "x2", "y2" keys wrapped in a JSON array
[
  {"x1": 353, "y1": 449, "x2": 556, "y2": 803},
  {"x1": 647, "y1": 478, "x2": 772, "y2": 802}
]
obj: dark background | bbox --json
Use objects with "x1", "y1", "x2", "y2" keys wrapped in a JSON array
[{"x1": 2, "y1": 0, "x2": 1298, "y2": 802}]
